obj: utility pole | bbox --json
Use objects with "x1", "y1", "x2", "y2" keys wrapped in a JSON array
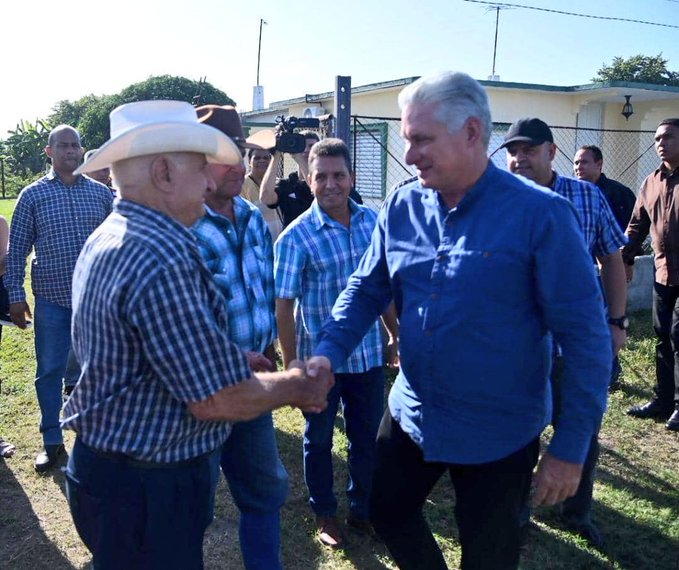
[
  {"x1": 253, "y1": 18, "x2": 267, "y2": 110},
  {"x1": 256, "y1": 18, "x2": 267, "y2": 86},
  {"x1": 485, "y1": 4, "x2": 513, "y2": 80}
]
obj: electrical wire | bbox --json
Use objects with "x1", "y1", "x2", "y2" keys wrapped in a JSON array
[{"x1": 463, "y1": 0, "x2": 679, "y2": 29}]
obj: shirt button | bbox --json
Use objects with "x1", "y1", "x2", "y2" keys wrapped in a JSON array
[{"x1": 431, "y1": 293, "x2": 439, "y2": 300}]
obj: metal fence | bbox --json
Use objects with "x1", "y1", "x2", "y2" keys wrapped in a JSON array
[{"x1": 350, "y1": 115, "x2": 658, "y2": 212}]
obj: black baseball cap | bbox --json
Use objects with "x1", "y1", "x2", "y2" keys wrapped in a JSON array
[{"x1": 501, "y1": 118, "x2": 554, "y2": 149}]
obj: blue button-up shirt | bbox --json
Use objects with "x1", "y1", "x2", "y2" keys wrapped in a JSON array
[
  {"x1": 62, "y1": 200, "x2": 252, "y2": 463},
  {"x1": 5, "y1": 170, "x2": 113, "y2": 307},
  {"x1": 192, "y1": 197, "x2": 276, "y2": 353},
  {"x1": 275, "y1": 199, "x2": 382, "y2": 374},
  {"x1": 316, "y1": 164, "x2": 611, "y2": 465}
]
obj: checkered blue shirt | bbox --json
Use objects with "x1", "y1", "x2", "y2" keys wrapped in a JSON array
[
  {"x1": 553, "y1": 175, "x2": 627, "y2": 257},
  {"x1": 62, "y1": 200, "x2": 252, "y2": 463},
  {"x1": 5, "y1": 170, "x2": 113, "y2": 307},
  {"x1": 192, "y1": 197, "x2": 276, "y2": 353},
  {"x1": 274, "y1": 199, "x2": 382, "y2": 373}
]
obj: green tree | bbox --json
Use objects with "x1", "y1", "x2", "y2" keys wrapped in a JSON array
[
  {"x1": 48, "y1": 94, "x2": 102, "y2": 130},
  {"x1": 3, "y1": 119, "x2": 50, "y2": 177},
  {"x1": 593, "y1": 53, "x2": 679, "y2": 86},
  {"x1": 1, "y1": 75, "x2": 235, "y2": 174},
  {"x1": 118, "y1": 75, "x2": 235, "y2": 107}
]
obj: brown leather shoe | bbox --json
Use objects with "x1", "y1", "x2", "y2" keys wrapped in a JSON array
[
  {"x1": 346, "y1": 513, "x2": 375, "y2": 536},
  {"x1": 316, "y1": 516, "x2": 343, "y2": 548}
]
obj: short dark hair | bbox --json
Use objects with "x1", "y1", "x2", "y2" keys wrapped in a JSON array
[
  {"x1": 299, "y1": 130, "x2": 320, "y2": 143},
  {"x1": 308, "y1": 138, "x2": 352, "y2": 173},
  {"x1": 246, "y1": 148, "x2": 273, "y2": 160},
  {"x1": 578, "y1": 145, "x2": 603, "y2": 163},
  {"x1": 658, "y1": 118, "x2": 679, "y2": 128}
]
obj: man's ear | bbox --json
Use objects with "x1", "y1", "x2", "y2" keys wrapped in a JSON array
[
  {"x1": 44, "y1": 145, "x2": 53, "y2": 159},
  {"x1": 150, "y1": 155, "x2": 173, "y2": 193},
  {"x1": 548, "y1": 143, "x2": 558, "y2": 161},
  {"x1": 465, "y1": 117, "x2": 483, "y2": 146}
]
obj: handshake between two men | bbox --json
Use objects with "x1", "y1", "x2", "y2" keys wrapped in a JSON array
[{"x1": 188, "y1": 355, "x2": 335, "y2": 422}]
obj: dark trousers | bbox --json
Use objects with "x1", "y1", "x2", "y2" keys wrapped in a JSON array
[
  {"x1": 551, "y1": 357, "x2": 600, "y2": 523},
  {"x1": 369, "y1": 411, "x2": 539, "y2": 570},
  {"x1": 65, "y1": 438, "x2": 213, "y2": 570},
  {"x1": 652, "y1": 282, "x2": 679, "y2": 411}
]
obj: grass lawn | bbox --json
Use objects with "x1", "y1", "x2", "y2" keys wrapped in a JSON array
[{"x1": 0, "y1": 193, "x2": 678, "y2": 568}]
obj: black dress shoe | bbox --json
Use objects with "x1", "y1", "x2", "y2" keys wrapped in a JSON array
[
  {"x1": 564, "y1": 520, "x2": 604, "y2": 549},
  {"x1": 627, "y1": 399, "x2": 672, "y2": 420},
  {"x1": 666, "y1": 410, "x2": 679, "y2": 431},
  {"x1": 35, "y1": 444, "x2": 65, "y2": 473}
]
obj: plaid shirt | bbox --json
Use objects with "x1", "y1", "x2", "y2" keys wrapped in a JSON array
[
  {"x1": 62, "y1": 200, "x2": 252, "y2": 463},
  {"x1": 553, "y1": 174, "x2": 627, "y2": 258},
  {"x1": 275, "y1": 199, "x2": 382, "y2": 373},
  {"x1": 192, "y1": 197, "x2": 276, "y2": 353},
  {"x1": 5, "y1": 170, "x2": 113, "y2": 307}
]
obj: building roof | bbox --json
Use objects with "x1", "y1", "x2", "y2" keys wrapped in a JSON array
[{"x1": 241, "y1": 77, "x2": 679, "y2": 118}]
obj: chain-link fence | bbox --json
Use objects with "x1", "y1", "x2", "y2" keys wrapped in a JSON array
[{"x1": 351, "y1": 115, "x2": 658, "y2": 211}]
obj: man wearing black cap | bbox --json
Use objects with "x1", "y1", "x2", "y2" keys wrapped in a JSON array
[{"x1": 503, "y1": 117, "x2": 628, "y2": 547}]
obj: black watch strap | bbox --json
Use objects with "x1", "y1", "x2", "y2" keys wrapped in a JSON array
[{"x1": 607, "y1": 315, "x2": 629, "y2": 330}]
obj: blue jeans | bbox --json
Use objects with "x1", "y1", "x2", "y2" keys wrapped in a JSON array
[
  {"x1": 65, "y1": 438, "x2": 212, "y2": 570},
  {"x1": 63, "y1": 348, "x2": 81, "y2": 388},
  {"x1": 34, "y1": 297, "x2": 72, "y2": 446},
  {"x1": 303, "y1": 366, "x2": 384, "y2": 520},
  {"x1": 218, "y1": 412, "x2": 288, "y2": 570}
]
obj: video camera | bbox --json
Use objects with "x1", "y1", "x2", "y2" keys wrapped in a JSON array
[{"x1": 274, "y1": 115, "x2": 320, "y2": 153}]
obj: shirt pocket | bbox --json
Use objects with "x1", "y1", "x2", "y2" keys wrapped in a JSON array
[{"x1": 440, "y1": 249, "x2": 529, "y2": 315}]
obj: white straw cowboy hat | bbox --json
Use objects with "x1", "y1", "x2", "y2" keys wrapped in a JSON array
[{"x1": 75, "y1": 100, "x2": 242, "y2": 174}]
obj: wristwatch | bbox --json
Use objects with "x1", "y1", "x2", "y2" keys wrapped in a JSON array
[{"x1": 607, "y1": 315, "x2": 629, "y2": 330}]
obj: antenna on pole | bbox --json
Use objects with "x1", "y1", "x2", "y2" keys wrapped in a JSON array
[
  {"x1": 253, "y1": 18, "x2": 267, "y2": 111},
  {"x1": 256, "y1": 18, "x2": 267, "y2": 86},
  {"x1": 484, "y1": 4, "x2": 513, "y2": 81}
]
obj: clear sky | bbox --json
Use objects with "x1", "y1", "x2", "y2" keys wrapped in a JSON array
[{"x1": 2, "y1": 0, "x2": 678, "y2": 139}]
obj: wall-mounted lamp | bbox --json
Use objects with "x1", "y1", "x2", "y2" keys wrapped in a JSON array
[{"x1": 621, "y1": 95, "x2": 634, "y2": 121}]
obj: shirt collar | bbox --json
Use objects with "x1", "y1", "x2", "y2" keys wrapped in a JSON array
[
  {"x1": 309, "y1": 197, "x2": 363, "y2": 229},
  {"x1": 424, "y1": 161, "x2": 497, "y2": 213},
  {"x1": 659, "y1": 163, "x2": 679, "y2": 180},
  {"x1": 46, "y1": 167, "x2": 82, "y2": 186}
]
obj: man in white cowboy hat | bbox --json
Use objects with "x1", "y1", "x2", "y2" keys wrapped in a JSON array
[
  {"x1": 4, "y1": 124, "x2": 113, "y2": 473},
  {"x1": 61, "y1": 100, "x2": 334, "y2": 570},
  {"x1": 192, "y1": 104, "x2": 287, "y2": 570}
]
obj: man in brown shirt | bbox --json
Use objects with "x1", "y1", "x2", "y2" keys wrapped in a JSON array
[{"x1": 623, "y1": 118, "x2": 679, "y2": 431}]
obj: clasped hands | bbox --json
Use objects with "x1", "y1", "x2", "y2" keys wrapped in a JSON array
[{"x1": 288, "y1": 356, "x2": 335, "y2": 415}]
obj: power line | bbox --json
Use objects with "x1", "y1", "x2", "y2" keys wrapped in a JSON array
[{"x1": 463, "y1": 0, "x2": 679, "y2": 29}]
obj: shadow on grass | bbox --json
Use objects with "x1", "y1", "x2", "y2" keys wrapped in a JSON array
[{"x1": 0, "y1": 459, "x2": 75, "y2": 569}]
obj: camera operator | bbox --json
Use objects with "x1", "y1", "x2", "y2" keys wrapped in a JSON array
[{"x1": 260, "y1": 131, "x2": 319, "y2": 228}]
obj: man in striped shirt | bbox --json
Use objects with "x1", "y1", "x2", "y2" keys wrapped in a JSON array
[
  {"x1": 61, "y1": 101, "x2": 333, "y2": 569},
  {"x1": 275, "y1": 138, "x2": 398, "y2": 548},
  {"x1": 4, "y1": 124, "x2": 113, "y2": 472},
  {"x1": 504, "y1": 117, "x2": 628, "y2": 548},
  {"x1": 192, "y1": 105, "x2": 288, "y2": 570}
]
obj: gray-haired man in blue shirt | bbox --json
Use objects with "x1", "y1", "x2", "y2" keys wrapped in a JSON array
[{"x1": 313, "y1": 71, "x2": 612, "y2": 570}]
